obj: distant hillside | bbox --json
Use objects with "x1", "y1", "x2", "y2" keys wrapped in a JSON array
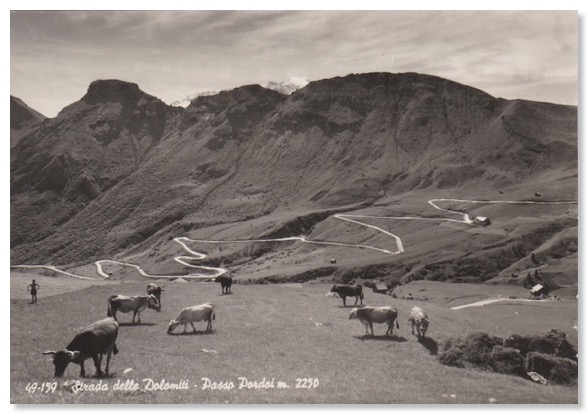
[{"x1": 10, "y1": 73, "x2": 577, "y2": 288}]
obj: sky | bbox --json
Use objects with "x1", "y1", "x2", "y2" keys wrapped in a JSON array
[{"x1": 10, "y1": 9, "x2": 579, "y2": 118}]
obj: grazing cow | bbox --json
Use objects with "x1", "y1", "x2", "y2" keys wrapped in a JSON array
[
  {"x1": 146, "y1": 283, "x2": 165, "y2": 309},
  {"x1": 167, "y1": 303, "x2": 215, "y2": 334},
  {"x1": 43, "y1": 317, "x2": 119, "y2": 377},
  {"x1": 349, "y1": 306, "x2": 399, "y2": 336},
  {"x1": 331, "y1": 284, "x2": 364, "y2": 306},
  {"x1": 107, "y1": 294, "x2": 159, "y2": 324},
  {"x1": 215, "y1": 275, "x2": 233, "y2": 294},
  {"x1": 408, "y1": 306, "x2": 429, "y2": 338}
]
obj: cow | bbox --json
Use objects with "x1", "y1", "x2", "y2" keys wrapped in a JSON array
[
  {"x1": 349, "y1": 306, "x2": 399, "y2": 336},
  {"x1": 215, "y1": 275, "x2": 233, "y2": 294},
  {"x1": 43, "y1": 317, "x2": 119, "y2": 377},
  {"x1": 167, "y1": 303, "x2": 215, "y2": 334},
  {"x1": 107, "y1": 294, "x2": 159, "y2": 324},
  {"x1": 408, "y1": 306, "x2": 429, "y2": 338},
  {"x1": 331, "y1": 284, "x2": 364, "y2": 306},
  {"x1": 146, "y1": 283, "x2": 165, "y2": 310}
]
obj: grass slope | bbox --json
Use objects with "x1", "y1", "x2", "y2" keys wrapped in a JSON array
[{"x1": 10, "y1": 276, "x2": 577, "y2": 404}]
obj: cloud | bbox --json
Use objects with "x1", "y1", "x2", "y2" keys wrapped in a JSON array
[{"x1": 10, "y1": 10, "x2": 578, "y2": 117}]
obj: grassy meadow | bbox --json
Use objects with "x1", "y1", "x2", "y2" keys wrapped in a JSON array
[{"x1": 10, "y1": 272, "x2": 577, "y2": 404}]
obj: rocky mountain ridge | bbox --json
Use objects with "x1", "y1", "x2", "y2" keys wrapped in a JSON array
[
  {"x1": 10, "y1": 72, "x2": 577, "y2": 288},
  {"x1": 10, "y1": 95, "x2": 46, "y2": 148},
  {"x1": 170, "y1": 77, "x2": 310, "y2": 108}
]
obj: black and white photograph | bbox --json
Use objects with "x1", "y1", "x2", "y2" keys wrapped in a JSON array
[{"x1": 8, "y1": 3, "x2": 581, "y2": 406}]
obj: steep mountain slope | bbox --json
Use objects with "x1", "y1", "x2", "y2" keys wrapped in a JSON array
[
  {"x1": 10, "y1": 96, "x2": 46, "y2": 148},
  {"x1": 10, "y1": 80, "x2": 181, "y2": 248},
  {"x1": 10, "y1": 73, "x2": 577, "y2": 288}
]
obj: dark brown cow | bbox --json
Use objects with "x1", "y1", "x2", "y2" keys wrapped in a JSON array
[
  {"x1": 43, "y1": 317, "x2": 119, "y2": 377},
  {"x1": 331, "y1": 284, "x2": 364, "y2": 306},
  {"x1": 215, "y1": 275, "x2": 233, "y2": 294}
]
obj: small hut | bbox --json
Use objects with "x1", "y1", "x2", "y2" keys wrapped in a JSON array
[
  {"x1": 530, "y1": 284, "x2": 548, "y2": 297},
  {"x1": 372, "y1": 283, "x2": 388, "y2": 294},
  {"x1": 474, "y1": 216, "x2": 491, "y2": 226}
]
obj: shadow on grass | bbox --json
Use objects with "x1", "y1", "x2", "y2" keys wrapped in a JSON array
[
  {"x1": 337, "y1": 304, "x2": 366, "y2": 309},
  {"x1": 72, "y1": 372, "x2": 118, "y2": 380},
  {"x1": 219, "y1": 292, "x2": 234, "y2": 296},
  {"x1": 93, "y1": 372, "x2": 118, "y2": 379},
  {"x1": 168, "y1": 330, "x2": 216, "y2": 336},
  {"x1": 118, "y1": 322, "x2": 157, "y2": 327},
  {"x1": 417, "y1": 336, "x2": 439, "y2": 355},
  {"x1": 354, "y1": 334, "x2": 407, "y2": 342}
]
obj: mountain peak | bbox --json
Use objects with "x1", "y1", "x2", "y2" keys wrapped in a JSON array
[
  {"x1": 82, "y1": 79, "x2": 145, "y2": 105},
  {"x1": 11, "y1": 95, "x2": 46, "y2": 129},
  {"x1": 10, "y1": 95, "x2": 46, "y2": 147},
  {"x1": 264, "y1": 77, "x2": 309, "y2": 94}
]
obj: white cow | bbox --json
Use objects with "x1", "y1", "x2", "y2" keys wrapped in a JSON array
[
  {"x1": 107, "y1": 294, "x2": 159, "y2": 324},
  {"x1": 167, "y1": 303, "x2": 215, "y2": 334},
  {"x1": 349, "y1": 306, "x2": 399, "y2": 336},
  {"x1": 408, "y1": 306, "x2": 429, "y2": 338}
]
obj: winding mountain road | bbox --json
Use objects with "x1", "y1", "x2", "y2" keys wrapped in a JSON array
[{"x1": 12, "y1": 198, "x2": 576, "y2": 281}]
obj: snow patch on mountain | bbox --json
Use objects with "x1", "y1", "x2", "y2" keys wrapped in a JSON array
[
  {"x1": 170, "y1": 90, "x2": 220, "y2": 108},
  {"x1": 264, "y1": 77, "x2": 309, "y2": 94},
  {"x1": 171, "y1": 78, "x2": 309, "y2": 107}
]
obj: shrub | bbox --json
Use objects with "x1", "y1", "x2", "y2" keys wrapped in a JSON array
[
  {"x1": 526, "y1": 352, "x2": 578, "y2": 384},
  {"x1": 504, "y1": 329, "x2": 577, "y2": 360},
  {"x1": 549, "y1": 360, "x2": 578, "y2": 385},
  {"x1": 489, "y1": 345, "x2": 526, "y2": 377},
  {"x1": 440, "y1": 330, "x2": 578, "y2": 385},
  {"x1": 460, "y1": 333, "x2": 504, "y2": 366},
  {"x1": 439, "y1": 332, "x2": 503, "y2": 370},
  {"x1": 438, "y1": 347, "x2": 466, "y2": 368}
]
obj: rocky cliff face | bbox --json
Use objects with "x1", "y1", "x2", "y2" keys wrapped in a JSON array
[{"x1": 10, "y1": 73, "x2": 577, "y2": 278}]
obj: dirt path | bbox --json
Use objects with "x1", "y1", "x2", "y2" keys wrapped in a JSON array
[{"x1": 450, "y1": 297, "x2": 553, "y2": 310}]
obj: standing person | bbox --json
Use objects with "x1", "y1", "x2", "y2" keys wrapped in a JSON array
[{"x1": 27, "y1": 279, "x2": 40, "y2": 304}]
